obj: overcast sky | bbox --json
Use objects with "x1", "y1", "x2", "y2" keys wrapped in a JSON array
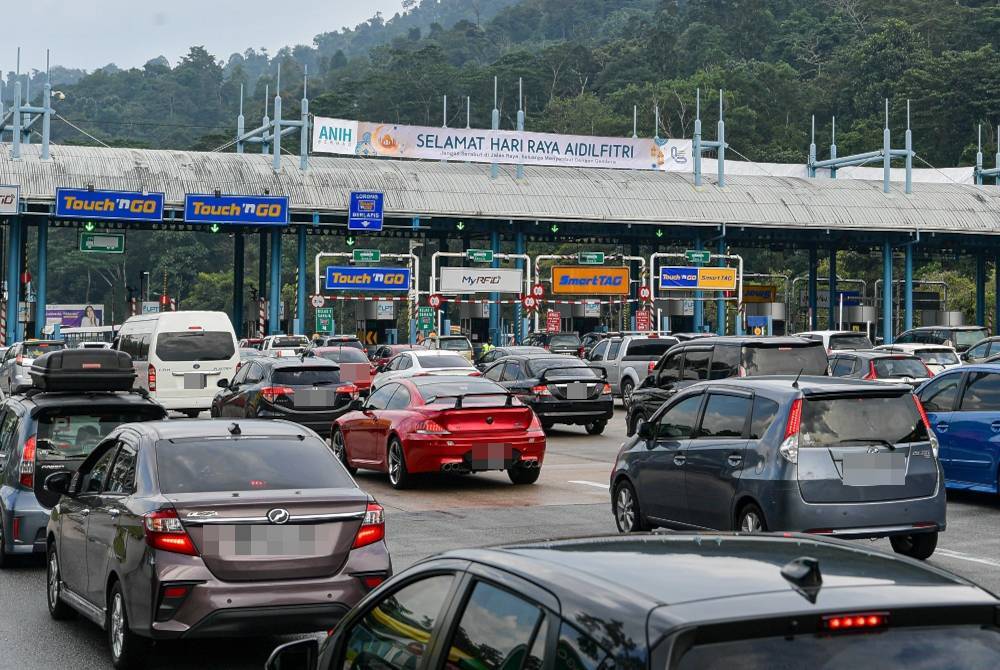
[{"x1": 10, "y1": 0, "x2": 404, "y2": 72}]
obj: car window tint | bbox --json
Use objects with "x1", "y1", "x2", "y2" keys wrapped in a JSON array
[
  {"x1": 366, "y1": 385, "x2": 396, "y2": 410},
  {"x1": 385, "y1": 386, "x2": 411, "y2": 410},
  {"x1": 80, "y1": 444, "x2": 118, "y2": 494},
  {"x1": 231, "y1": 362, "x2": 251, "y2": 385},
  {"x1": 698, "y1": 394, "x2": 750, "y2": 438},
  {"x1": 445, "y1": 582, "x2": 544, "y2": 670},
  {"x1": 830, "y1": 358, "x2": 852, "y2": 376},
  {"x1": 659, "y1": 353, "x2": 681, "y2": 382},
  {"x1": 483, "y1": 363, "x2": 504, "y2": 381},
  {"x1": 681, "y1": 349, "x2": 711, "y2": 380},
  {"x1": 749, "y1": 397, "x2": 780, "y2": 440},
  {"x1": 591, "y1": 340, "x2": 609, "y2": 360},
  {"x1": 873, "y1": 357, "x2": 927, "y2": 378},
  {"x1": 0, "y1": 410, "x2": 19, "y2": 461},
  {"x1": 245, "y1": 363, "x2": 264, "y2": 383},
  {"x1": 920, "y1": 374, "x2": 961, "y2": 412},
  {"x1": 419, "y1": 355, "x2": 470, "y2": 369},
  {"x1": 272, "y1": 368, "x2": 342, "y2": 386},
  {"x1": 967, "y1": 342, "x2": 989, "y2": 358},
  {"x1": 341, "y1": 575, "x2": 455, "y2": 670},
  {"x1": 657, "y1": 394, "x2": 703, "y2": 439},
  {"x1": 35, "y1": 408, "x2": 162, "y2": 462},
  {"x1": 989, "y1": 341, "x2": 1000, "y2": 356},
  {"x1": 606, "y1": 340, "x2": 622, "y2": 359},
  {"x1": 829, "y1": 334, "x2": 873, "y2": 350},
  {"x1": 501, "y1": 361, "x2": 522, "y2": 382},
  {"x1": 106, "y1": 444, "x2": 137, "y2": 494},
  {"x1": 743, "y1": 345, "x2": 828, "y2": 376},
  {"x1": 398, "y1": 356, "x2": 413, "y2": 370},
  {"x1": 154, "y1": 331, "x2": 235, "y2": 362},
  {"x1": 709, "y1": 345, "x2": 739, "y2": 379},
  {"x1": 800, "y1": 396, "x2": 927, "y2": 447},
  {"x1": 959, "y1": 371, "x2": 1000, "y2": 411},
  {"x1": 556, "y1": 621, "x2": 611, "y2": 670}
]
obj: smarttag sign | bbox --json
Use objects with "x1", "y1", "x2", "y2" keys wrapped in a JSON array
[
  {"x1": 660, "y1": 266, "x2": 738, "y2": 290},
  {"x1": 56, "y1": 188, "x2": 164, "y2": 222},
  {"x1": 324, "y1": 266, "x2": 410, "y2": 292},
  {"x1": 348, "y1": 192, "x2": 384, "y2": 231},
  {"x1": 184, "y1": 194, "x2": 289, "y2": 226},
  {"x1": 551, "y1": 266, "x2": 629, "y2": 295}
]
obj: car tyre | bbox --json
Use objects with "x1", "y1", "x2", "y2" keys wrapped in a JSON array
[
  {"x1": 613, "y1": 480, "x2": 649, "y2": 533},
  {"x1": 331, "y1": 428, "x2": 357, "y2": 475},
  {"x1": 541, "y1": 421, "x2": 554, "y2": 433},
  {"x1": 736, "y1": 502, "x2": 767, "y2": 533},
  {"x1": 626, "y1": 411, "x2": 645, "y2": 437},
  {"x1": 620, "y1": 378, "x2": 634, "y2": 407},
  {"x1": 182, "y1": 410, "x2": 200, "y2": 419},
  {"x1": 387, "y1": 438, "x2": 411, "y2": 489},
  {"x1": 890, "y1": 532, "x2": 938, "y2": 560},
  {"x1": 585, "y1": 420, "x2": 607, "y2": 435},
  {"x1": 108, "y1": 581, "x2": 149, "y2": 669},
  {"x1": 46, "y1": 545, "x2": 75, "y2": 620},
  {"x1": 508, "y1": 464, "x2": 541, "y2": 485},
  {"x1": 209, "y1": 404, "x2": 219, "y2": 418}
]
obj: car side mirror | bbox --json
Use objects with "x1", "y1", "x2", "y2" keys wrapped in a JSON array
[
  {"x1": 349, "y1": 399, "x2": 365, "y2": 412},
  {"x1": 44, "y1": 471, "x2": 74, "y2": 497},
  {"x1": 637, "y1": 419, "x2": 654, "y2": 440},
  {"x1": 217, "y1": 378, "x2": 229, "y2": 388},
  {"x1": 265, "y1": 638, "x2": 319, "y2": 670}
]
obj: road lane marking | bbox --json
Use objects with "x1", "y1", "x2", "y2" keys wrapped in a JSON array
[
  {"x1": 569, "y1": 480, "x2": 610, "y2": 490},
  {"x1": 935, "y1": 548, "x2": 1000, "y2": 568}
]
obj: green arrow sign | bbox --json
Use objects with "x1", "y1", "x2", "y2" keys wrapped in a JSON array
[
  {"x1": 656, "y1": 229, "x2": 664, "y2": 238},
  {"x1": 83, "y1": 222, "x2": 95, "y2": 232},
  {"x1": 685, "y1": 249, "x2": 711, "y2": 265},
  {"x1": 79, "y1": 231, "x2": 126, "y2": 254},
  {"x1": 577, "y1": 251, "x2": 605, "y2": 265},
  {"x1": 353, "y1": 249, "x2": 381, "y2": 263},
  {"x1": 456, "y1": 221, "x2": 465, "y2": 231},
  {"x1": 466, "y1": 249, "x2": 494, "y2": 263},
  {"x1": 345, "y1": 236, "x2": 356, "y2": 247},
  {"x1": 209, "y1": 223, "x2": 221, "y2": 233},
  {"x1": 551, "y1": 224, "x2": 559, "y2": 233}
]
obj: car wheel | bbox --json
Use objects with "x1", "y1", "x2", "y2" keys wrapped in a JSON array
[
  {"x1": 331, "y1": 428, "x2": 357, "y2": 475},
  {"x1": 108, "y1": 581, "x2": 149, "y2": 669},
  {"x1": 209, "y1": 404, "x2": 219, "y2": 418},
  {"x1": 387, "y1": 438, "x2": 411, "y2": 489},
  {"x1": 613, "y1": 480, "x2": 649, "y2": 533},
  {"x1": 584, "y1": 420, "x2": 607, "y2": 435},
  {"x1": 46, "y1": 545, "x2": 75, "y2": 620},
  {"x1": 508, "y1": 464, "x2": 541, "y2": 485},
  {"x1": 736, "y1": 503, "x2": 767, "y2": 533},
  {"x1": 541, "y1": 421, "x2": 554, "y2": 433},
  {"x1": 620, "y1": 378, "x2": 634, "y2": 407},
  {"x1": 626, "y1": 411, "x2": 645, "y2": 437},
  {"x1": 890, "y1": 532, "x2": 938, "y2": 560},
  {"x1": 182, "y1": 410, "x2": 200, "y2": 419}
]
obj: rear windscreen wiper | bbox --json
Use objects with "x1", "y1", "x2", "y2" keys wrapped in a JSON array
[{"x1": 831, "y1": 438, "x2": 896, "y2": 451}]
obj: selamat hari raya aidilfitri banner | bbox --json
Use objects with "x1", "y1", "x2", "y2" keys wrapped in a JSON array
[{"x1": 311, "y1": 117, "x2": 692, "y2": 172}]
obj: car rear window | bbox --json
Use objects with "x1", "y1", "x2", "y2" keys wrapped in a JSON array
[
  {"x1": 316, "y1": 348, "x2": 368, "y2": 363},
  {"x1": 415, "y1": 377, "x2": 510, "y2": 406},
  {"x1": 742, "y1": 344, "x2": 828, "y2": 376},
  {"x1": 829, "y1": 334, "x2": 873, "y2": 350},
  {"x1": 154, "y1": 331, "x2": 235, "y2": 362},
  {"x1": 154, "y1": 436, "x2": 354, "y2": 493},
  {"x1": 624, "y1": 339, "x2": 678, "y2": 360},
  {"x1": 873, "y1": 357, "x2": 928, "y2": 378},
  {"x1": 35, "y1": 407, "x2": 163, "y2": 461},
  {"x1": 550, "y1": 334, "x2": 581, "y2": 347},
  {"x1": 800, "y1": 395, "x2": 927, "y2": 447},
  {"x1": 24, "y1": 342, "x2": 65, "y2": 359},
  {"x1": 438, "y1": 338, "x2": 472, "y2": 351},
  {"x1": 527, "y1": 358, "x2": 600, "y2": 379},
  {"x1": 955, "y1": 329, "x2": 990, "y2": 348},
  {"x1": 916, "y1": 350, "x2": 959, "y2": 365},
  {"x1": 272, "y1": 367, "x2": 342, "y2": 386},
  {"x1": 420, "y1": 355, "x2": 472, "y2": 368}
]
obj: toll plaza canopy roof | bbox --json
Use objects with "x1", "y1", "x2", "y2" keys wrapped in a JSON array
[{"x1": 2, "y1": 142, "x2": 1000, "y2": 235}]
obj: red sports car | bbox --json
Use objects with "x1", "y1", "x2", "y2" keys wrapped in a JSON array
[{"x1": 331, "y1": 375, "x2": 546, "y2": 489}]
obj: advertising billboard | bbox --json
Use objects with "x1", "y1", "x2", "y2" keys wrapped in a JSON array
[
  {"x1": 438, "y1": 267, "x2": 523, "y2": 294},
  {"x1": 45, "y1": 304, "x2": 105, "y2": 328},
  {"x1": 551, "y1": 266, "x2": 630, "y2": 295},
  {"x1": 742, "y1": 284, "x2": 778, "y2": 303}
]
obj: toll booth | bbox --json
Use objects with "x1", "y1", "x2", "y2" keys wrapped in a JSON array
[
  {"x1": 742, "y1": 278, "x2": 789, "y2": 335},
  {"x1": 351, "y1": 299, "x2": 401, "y2": 346}
]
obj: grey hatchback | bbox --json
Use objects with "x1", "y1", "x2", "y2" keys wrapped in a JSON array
[{"x1": 612, "y1": 376, "x2": 946, "y2": 559}]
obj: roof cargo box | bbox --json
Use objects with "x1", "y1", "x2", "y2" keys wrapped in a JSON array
[{"x1": 29, "y1": 349, "x2": 136, "y2": 392}]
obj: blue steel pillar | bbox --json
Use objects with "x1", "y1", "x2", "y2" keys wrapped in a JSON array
[
  {"x1": 268, "y1": 230, "x2": 282, "y2": 334},
  {"x1": 903, "y1": 243, "x2": 914, "y2": 332},
  {"x1": 258, "y1": 233, "x2": 268, "y2": 299},
  {"x1": 232, "y1": 232, "x2": 244, "y2": 336},
  {"x1": 975, "y1": 252, "x2": 986, "y2": 328},
  {"x1": 514, "y1": 225, "x2": 525, "y2": 344},
  {"x1": 995, "y1": 253, "x2": 1000, "y2": 336},
  {"x1": 296, "y1": 225, "x2": 307, "y2": 334},
  {"x1": 693, "y1": 236, "x2": 704, "y2": 331},
  {"x1": 828, "y1": 247, "x2": 837, "y2": 330},
  {"x1": 716, "y1": 237, "x2": 726, "y2": 335},
  {"x1": 5, "y1": 219, "x2": 21, "y2": 346},
  {"x1": 35, "y1": 221, "x2": 47, "y2": 338},
  {"x1": 882, "y1": 239, "x2": 893, "y2": 344},
  {"x1": 808, "y1": 246, "x2": 818, "y2": 330},
  {"x1": 489, "y1": 230, "x2": 501, "y2": 344}
]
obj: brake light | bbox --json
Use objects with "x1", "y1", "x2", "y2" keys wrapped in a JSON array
[
  {"x1": 468, "y1": 371, "x2": 482, "y2": 377},
  {"x1": 863, "y1": 361, "x2": 877, "y2": 380},
  {"x1": 148, "y1": 363, "x2": 157, "y2": 391},
  {"x1": 912, "y1": 395, "x2": 939, "y2": 458},
  {"x1": 359, "y1": 574, "x2": 387, "y2": 590},
  {"x1": 19, "y1": 435, "x2": 36, "y2": 488},
  {"x1": 531, "y1": 385, "x2": 552, "y2": 396},
  {"x1": 648, "y1": 361, "x2": 656, "y2": 374},
  {"x1": 602, "y1": 383, "x2": 612, "y2": 394},
  {"x1": 415, "y1": 419, "x2": 449, "y2": 435},
  {"x1": 779, "y1": 398, "x2": 802, "y2": 464},
  {"x1": 823, "y1": 612, "x2": 888, "y2": 631},
  {"x1": 235, "y1": 361, "x2": 242, "y2": 374},
  {"x1": 143, "y1": 509, "x2": 198, "y2": 556},
  {"x1": 352, "y1": 503, "x2": 385, "y2": 549},
  {"x1": 339, "y1": 383, "x2": 359, "y2": 398},
  {"x1": 261, "y1": 386, "x2": 295, "y2": 403},
  {"x1": 155, "y1": 583, "x2": 194, "y2": 622},
  {"x1": 578, "y1": 346, "x2": 585, "y2": 357}
]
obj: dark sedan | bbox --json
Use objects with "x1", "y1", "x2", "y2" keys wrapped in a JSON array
[
  {"x1": 482, "y1": 353, "x2": 613, "y2": 434},
  {"x1": 267, "y1": 533, "x2": 1000, "y2": 670},
  {"x1": 210, "y1": 357, "x2": 357, "y2": 436},
  {"x1": 473, "y1": 344, "x2": 546, "y2": 370}
]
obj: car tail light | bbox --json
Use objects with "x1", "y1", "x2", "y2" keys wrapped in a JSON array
[
  {"x1": 528, "y1": 413, "x2": 543, "y2": 432},
  {"x1": 912, "y1": 395, "x2": 939, "y2": 458},
  {"x1": 415, "y1": 419, "x2": 449, "y2": 435},
  {"x1": 143, "y1": 509, "x2": 198, "y2": 556},
  {"x1": 12, "y1": 516, "x2": 21, "y2": 541},
  {"x1": 261, "y1": 386, "x2": 295, "y2": 403},
  {"x1": 602, "y1": 383, "x2": 612, "y2": 395},
  {"x1": 148, "y1": 363, "x2": 157, "y2": 391},
  {"x1": 648, "y1": 361, "x2": 657, "y2": 374},
  {"x1": 531, "y1": 385, "x2": 552, "y2": 396},
  {"x1": 737, "y1": 365, "x2": 747, "y2": 377},
  {"x1": 779, "y1": 398, "x2": 802, "y2": 465},
  {"x1": 338, "y1": 383, "x2": 359, "y2": 398},
  {"x1": 544, "y1": 344, "x2": 550, "y2": 351},
  {"x1": 235, "y1": 361, "x2": 242, "y2": 374},
  {"x1": 359, "y1": 574, "x2": 387, "y2": 590},
  {"x1": 823, "y1": 612, "x2": 889, "y2": 631},
  {"x1": 369, "y1": 364, "x2": 377, "y2": 375},
  {"x1": 922, "y1": 362, "x2": 934, "y2": 377},
  {"x1": 15, "y1": 353, "x2": 23, "y2": 365},
  {"x1": 468, "y1": 371, "x2": 482, "y2": 377},
  {"x1": 155, "y1": 583, "x2": 196, "y2": 622},
  {"x1": 19, "y1": 435, "x2": 36, "y2": 488},
  {"x1": 578, "y1": 346, "x2": 585, "y2": 357},
  {"x1": 863, "y1": 361, "x2": 877, "y2": 380},
  {"x1": 352, "y1": 503, "x2": 385, "y2": 549}
]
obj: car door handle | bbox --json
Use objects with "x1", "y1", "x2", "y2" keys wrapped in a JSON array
[
  {"x1": 936, "y1": 422, "x2": 949, "y2": 433},
  {"x1": 673, "y1": 455, "x2": 686, "y2": 466},
  {"x1": 727, "y1": 454, "x2": 743, "y2": 466}
]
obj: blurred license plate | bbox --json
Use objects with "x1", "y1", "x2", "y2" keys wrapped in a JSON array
[
  {"x1": 183, "y1": 373, "x2": 206, "y2": 390},
  {"x1": 567, "y1": 382, "x2": 586, "y2": 400},
  {"x1": 204, "y1": 525, "x2": 321, "y2": 556},
  {"x1": 295, "y1": 389, "x2": 335, "y2": 407},
  {"x1": 843, "y1": 453, "x2": 906, "y2": 486},
  {"x1": 471, "y1": 443, "x2": 513, "y2": 470}
]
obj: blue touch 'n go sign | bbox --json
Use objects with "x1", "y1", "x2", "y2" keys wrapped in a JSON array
[
  {"x1": 348, "y1": 192, "x2": 384, "y2": 231},
  {"x1": 56, "y1": 188, "x2": 164, "y2": 222},
  {"x1": 184, "y1": 194, "x2": 289, "y2": 226},
  {"x1": 325, "y1": 266, "x2": 410, "y2": 292},
  {"x1": 659, "y1": 266, "x2": 699, "y2": 289}
]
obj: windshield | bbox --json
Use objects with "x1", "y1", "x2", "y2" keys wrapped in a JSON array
[
  {"x1": 24, "y1": 341, "x2": 65, "y2": 359},
  {"x1": 624, "y1": 339, "x2": 678, "y2": 360},
  {"x1": 35, "y1": 408, "x2": 163, "y2": 460},
  {"x1": 527, "y1": 357, "x2": 600, "y2": 379},
  {"x1": 438, "y1": 338, "x2": 472, "y2": 351},
  {"x1": 874, "y1": 357, "x2": 928, "y2": 378},
  {"x1": 419, "y1": 354, "x2": 472, "y2": 369},
  {"x1": 956, "y1": 329, "x2": 990, "y2": 348},
  {"x1": 272, "y1": 368, "x2": 342, "y2": 385},
  {"x1": 742, "y1": 345, "x2": 828, "y2": 375},
  {"x1": 549, "y1": 334, "x2": 581, "y2": 347},
  {"x1": 916, "y1": 350, "x2": 959, "y2": 365},
  {"x1": 154, "y1": 437, "x2": 354, "y2": 493},
  {"x1": 829, "y1": 334, "x2": 873, "y2": 350},
  {"x1": 154, "y1": 331, "x2": 235, "y2": 362},
  {"x1": 316, "y1": 348, "x2": 368, "y2": 363},
  {"x1": 415, "y1": 377, "x2": 509, "y2": 406},
  {"x1": 800, "y1": 395, "x2": 927, "y2": 447}
]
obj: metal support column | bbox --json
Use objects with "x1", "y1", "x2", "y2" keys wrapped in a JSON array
[
  {"x1": 258, "y1": 232, "x2": 268, "y2": 299},
  {"x1": 882, "y1": 239, "x2": 893, "y2": 344},
  {"x1": 716, "y1": 237, "x2": 726, "y2": 335},
  {"x1": 976, "y1": 252, "x2": 986, "y2": 328},
  {"x1": 808, "y1": 246, "x2": 818, "y2": 330},
  {"x1": 438, "y1": 234, "x2": 449, "y2": 334},
  {"x1": 268, "y1": 230, "x2": 282, "y2": 334},
  {"x1": 828, "y1": 247, "x2": 837, "y2": 330},
  {"x1": 903, "y1": 243, "x2": 914, "y2": 332},
  {"x1": 631, "y1": 240, "x2": 641, "y2": 331},
  {"x1": 489, "y1": 230, "x2": 501, "y2": 344},
  {"x1": 232, "y1": 232, "x2": 244, "y2": 335},
  {"x1": 5, "y1": 218, "x2": 21, "y2": 345},
  {"x1": 995, "y1": 253, "x2": 1000, "y2": 336},
  {"x1": 693, "y1": 237, "x2": 704, "y2": 331},
  {"x1": 34, "y1": 220, "x2": 47, "y2": 337},
  {"x1": 296, "y1": 225, "x2": 307, "y2": 334},
  {"x1": 514, "y1": 225, "x2": 525, "y2": 344}
]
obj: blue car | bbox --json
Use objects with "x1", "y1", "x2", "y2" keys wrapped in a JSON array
[{"x1": 916, "y1": 363, "x2": 1000, "y2": 494}]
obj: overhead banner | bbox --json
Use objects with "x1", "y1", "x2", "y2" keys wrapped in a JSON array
[
  {"x1": 45, "y1": 304, "x2": 105, "y2": 328},
  {"x1": 56, "y1": 188, "x2": 164, "y2": 222},
  {"x1": 660, "y1": 266, "x2": 738, "y2": 291},
  {"x1": 184, "y1": 194, "x2": 289, "y2": 226},
  {"x1": 743, "y1": 284, "x2": 778, "y2": 303},
  {"x1": 313, "y1": 117, "x2": 692, "y2": 172},
  {"x1": 0, "y1": 185, "x2": 19, "y2": 216},
  {"x1": 551, "y1": 266, "x2": 630, "y2": 295},
  {"x1": 439, "y1": 267, "x2": 523, "y2": 294},
  {"x1": 324, "y1": 266, "x2": 411, "y2": 292}
]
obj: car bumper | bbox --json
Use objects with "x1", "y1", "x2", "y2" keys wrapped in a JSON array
[
  {"x1": 2, "y1": 493, "x2": 49, "y2": 555},
  {"x1": 154, "y1": 395, "x2": 214, "y2": 411},
  {"x1": 526, "y1": 398, "x2": 614, "y2": 425},
  {"x1": 403, "y1": 433, "x2": 546, "y2": 474},
  {"x1": 257, "y1": 406, "x2": 352, "y2": 436}
]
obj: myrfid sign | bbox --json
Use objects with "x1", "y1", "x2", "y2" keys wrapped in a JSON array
[{"x1": 313, "y1": 117, "x2": 692, "y2": 172}]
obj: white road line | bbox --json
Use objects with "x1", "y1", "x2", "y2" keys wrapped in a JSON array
[
  {"x1": 569, "y1": 480, "x2": 610, "y2": 490},
  {"x1": 934, "y1": 548, "x2": 1000, "y2": 568}
]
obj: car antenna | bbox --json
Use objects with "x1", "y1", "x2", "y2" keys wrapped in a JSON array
[
  {"x1": 228, "y1": 422, "x2": 242, "y2": 436},
  {"x1": 780, "y1": 556, "x2": 823, "y2": 603},
  {"x1": 792, "y1": 367, "x2": 803, "y2": 389}
]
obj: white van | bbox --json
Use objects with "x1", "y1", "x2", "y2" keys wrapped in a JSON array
[{"x1": 115, "y1": 311, "x2": 238, "y2": 416}]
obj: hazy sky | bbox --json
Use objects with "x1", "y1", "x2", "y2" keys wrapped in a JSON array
[{"x1": 10, "y1": 0, "x2": 404, "y2": 72}]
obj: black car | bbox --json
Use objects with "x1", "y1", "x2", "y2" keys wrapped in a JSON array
[
  {"x1": 524, "y1": 331, "x2": 583, "y2": 356},
  {"x1": 473, "y1": 345, "x2": 546, "y2": 371},
  {"x1": 626, "y1": 336, "x2": 829, "y2": 435},
  {"x1": 829, "y1": 350, "x2": 932, "y2": 386},
  {"x1": 210, "y1": 357, "x2": 357, "y2": 436},
  {"x1": 481, "y1": 353, "x2": 612, "y2": 434},
  {"x1": 266, "y1": 533, "x2": 1000, "y2": 670}
]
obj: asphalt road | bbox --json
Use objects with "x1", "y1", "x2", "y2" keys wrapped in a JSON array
[{"x1": 1, "y1": 406, "x2": 998, "y2": 669}]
